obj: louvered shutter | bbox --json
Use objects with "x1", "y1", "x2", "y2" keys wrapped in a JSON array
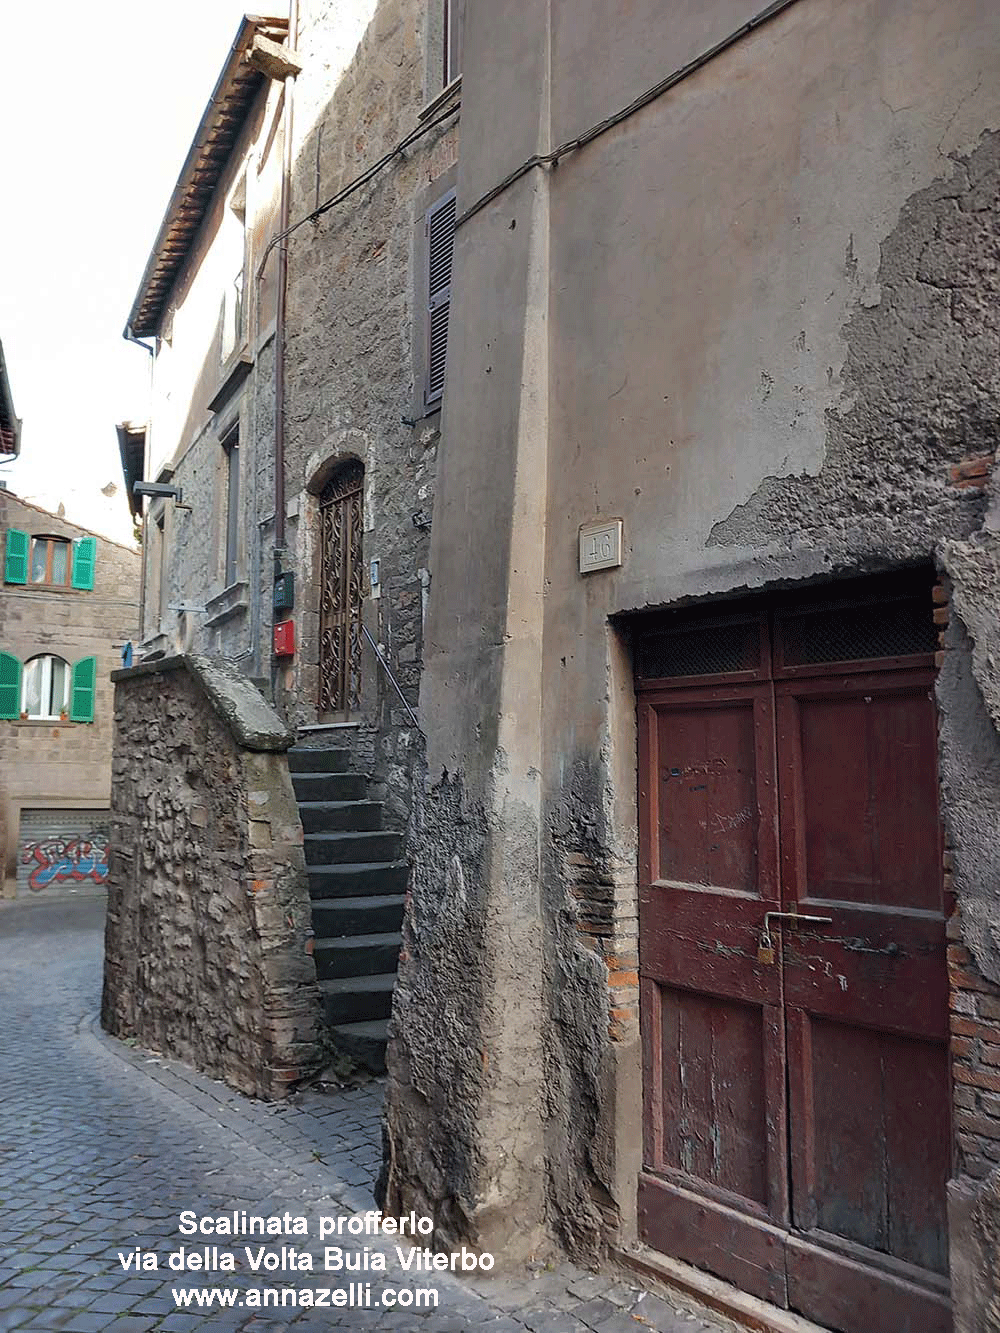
[
  {"x1": 71, "y1": 536, "x2": 97, "y2": 590},
  {"x1": 70, "y1": 656, "x2": 97, "y2": 723},
  {"x1": 426, "y1": 190, "x2": 457, "y2": 404},
  {"x1": 0, "y1": 652, "x2": 21, "y2": 719},
  {"x1": 4, "y1": 529, "x2": 29, "y2": 584}
]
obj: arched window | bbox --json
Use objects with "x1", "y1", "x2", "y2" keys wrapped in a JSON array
[{"x1": 22, "y1": 655, "x2": 70, "y2": 719}]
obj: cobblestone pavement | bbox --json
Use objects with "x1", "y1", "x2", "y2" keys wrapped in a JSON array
[{"x1": 0, "y1": 894, "x2": 730, "y2": 1333}]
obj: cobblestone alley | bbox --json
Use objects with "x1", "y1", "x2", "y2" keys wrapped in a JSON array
[{"x1": 0, "y1": 894, "x2": 728, "y2": 1333}]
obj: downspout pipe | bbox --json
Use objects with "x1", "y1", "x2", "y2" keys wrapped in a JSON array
[
  {"x1": 122, "y1": 323, "x2": 155, "y2": 645},
  {"x1": 274, "y1": 0, "x2": 297, "y2": 561}
]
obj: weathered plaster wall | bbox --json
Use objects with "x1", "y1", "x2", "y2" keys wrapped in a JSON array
[
  {"x1": 102, "y1": 656, "x2": 323, "y2": 1099},
  {"x1": 280, "y1": 0, "x2": 458, "y2": 826},
  {"x1": 0, "y1": 493, "x2": 140, "y2": 892},
  {"x1": 385, "y1": 0, "x2": 1000, "y2": 1297}
]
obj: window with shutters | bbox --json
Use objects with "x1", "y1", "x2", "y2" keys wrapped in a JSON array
[
  {"x1": 21, "y1": 655, "x2": 70, "y2": 719},
  {"x1": 425, "y1": 189, "x2": 456, "y2": 406},
  {"x1": 3, "y1": 530, "x2": 95, "y2": 588},
  {"x1": 29, "y1": 536, "x2": 71, "y2": 586}
]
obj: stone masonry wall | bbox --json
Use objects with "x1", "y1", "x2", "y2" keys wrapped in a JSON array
[
  {"x1": 279, "y1": 0, "x2": 459, "y2": 828},
  {"x1": 102, "y1": 655, "x2": 323, "y2": 1099}
]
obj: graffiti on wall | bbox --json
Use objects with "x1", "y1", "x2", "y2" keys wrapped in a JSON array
[{"x1": 20, "y1": 834, "x2": 110, "y2": 891}]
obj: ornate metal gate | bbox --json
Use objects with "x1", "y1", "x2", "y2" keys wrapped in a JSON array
[{"x1": 318, "y1": 461, "x2": 364, "y2": 715}]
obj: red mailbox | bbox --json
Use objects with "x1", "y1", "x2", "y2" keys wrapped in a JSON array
[{"x1": 273, "y1": 619, "x2": 295, "y2": 657}]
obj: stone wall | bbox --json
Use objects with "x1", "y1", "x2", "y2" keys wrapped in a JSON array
[
  {"x1": 279, "y1": 0, "x2": 459, "y2": 828},
  {"x1": 102, "y1": 655, "x2": 323, "y2": 1099}
]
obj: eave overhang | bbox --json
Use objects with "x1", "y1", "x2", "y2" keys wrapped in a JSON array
[
  {"x1": 116, "y1": 422, "x2": 146, "y2": 519},
  {"x1": 124, "y1": 14, "x2": 288, "y2": 341},
  {"x1": 0, "y1": 339, "x2": 21, "y2": 458}
]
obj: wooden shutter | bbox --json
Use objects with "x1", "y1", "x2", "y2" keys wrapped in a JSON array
[
  {"x1": 71, "y1": 536, "x2": 97, "y2": 590},
  {"x1": 0, "y1": 652, "x2": 21, "y2": 719},
  {"x1": 426, "y1": 190, "x2": 457, "y2": 404},
  {"x1": 4, "y1": 528, "x2": 29, "y2": 584},
  {"x1": 70, "y1": 656, "x2": 97, "y2": 722}
]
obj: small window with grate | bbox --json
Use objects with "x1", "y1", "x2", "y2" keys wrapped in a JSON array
[
  {"x1": 778, "y1": 596, "x2": 937, "y2": 667},
  {"x1": 636, "y1": 618, "x2": 761, "y2": 681}
]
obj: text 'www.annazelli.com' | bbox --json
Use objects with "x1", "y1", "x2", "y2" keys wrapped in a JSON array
[{"x1": 172, "y1": 1284, "x2": 438, "y2": 1311}]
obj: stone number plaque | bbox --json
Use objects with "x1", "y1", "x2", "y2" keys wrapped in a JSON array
[{"x1": 579, "y1": 518, "x2": 623, "y2": 574}]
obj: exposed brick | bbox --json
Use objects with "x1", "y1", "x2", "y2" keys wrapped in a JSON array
[
  {"x1": 950, "y1": 455, "x2": 992, "y2": 486},
  {"x1": 950, "y1": 966, "x2": 1000, "y2": 996},
  {"x1": 955, "y1": 1064, "x2": 1000, "y2": 1094},
  {"x1": 952, "y1": 1015, "x2": 1000, "y2": 1042},
  {"x1": 955, "y1": 1084, "x2": 979, "y2": 1111},
  {"x1": 955, "y1": 1109, "x2": 1000, "y2": 1139}
]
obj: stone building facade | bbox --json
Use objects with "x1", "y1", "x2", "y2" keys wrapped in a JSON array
[
  {"x1": 276, "y1": 0, "x2": 459, "y2": 827},
  {"x1": 122, "y1": 1, "x2": 460, "y2": 828},
  {"x1": 122, "y1": 14, "x2": 290, "y2": 679},
  {"x1": 379, "y1": 2, "x2": 1000, "y2": 1331},
  {"x1": 110, "y1": 4, "x2": 463, "y2": 1080},
  {"x1": 0, "y1": 490, "x2": 140, "y2": 897}
]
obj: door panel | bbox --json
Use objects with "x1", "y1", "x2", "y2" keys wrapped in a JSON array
[
  {"x1": 653, "y1": 702, "x2": 762, "y2": 893},
  {"x1": 637, "y1": 578, "x2": 950, "y2": 1333},
  {"x1": 788, "y1": 1012, "x2": 951, "y2": 1272},
  {"x1": 657, "y1": 987, "x2": 770, "y2": 1205},
  {"x1": 639, "y1": 684, "x2": 788, "y2": 1294},
  {"x1": 780, "y1": 677, "x2": 942, "y2": 912},
  {"x1": 776, "y1": 665, "x2": 950, "y2": 1323},
  {"x1": 785, "y1": 1235, "x2": 952, "y2": 1333}
]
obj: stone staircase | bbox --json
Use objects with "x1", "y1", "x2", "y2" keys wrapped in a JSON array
[{"x1": 287, "y1": 746, "x2": 406, "y2": 1074}]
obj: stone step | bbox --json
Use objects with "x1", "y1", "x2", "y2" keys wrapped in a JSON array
[
  {"x1": 308, "y1": 862, "x2": 408, "y2": 898},
  {"x1": 298, "y1": 800, "x2": 384, "y2": 833},
  {"x1": 291, "y1": 771, "x2": 368, "y2": 802},
  {"x1": 304, "y1": 829, "x2": 402, "y2": 866},
  {"x1": 310, "y1": 894, "x2": 406, "y2": 937},
  {"x1": 314, "y1": 932, "x2": 403, "y2": 980},
  {"x1": 320, "y1": 972, "x2": 396, "y2": 1025},
  {"x1": 287, "y1": 747, "x2": 353, "y2": 774},
  {"x1": 330, "y1": 1019, "x2": 389, "y2": 1075}
]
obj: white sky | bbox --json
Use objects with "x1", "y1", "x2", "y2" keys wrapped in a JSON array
[{"x1": 0, "y1": 0, "x2": 271, "y2": 544}]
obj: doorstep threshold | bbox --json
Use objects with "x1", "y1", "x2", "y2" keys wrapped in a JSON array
[{"x1": 614, "y1": 1244, "x2": 828, "y2": 1333}]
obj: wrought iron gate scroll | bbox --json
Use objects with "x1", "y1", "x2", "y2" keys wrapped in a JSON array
[{"x1": 318, "y1": 461, "x2": 364, "y2": 715}]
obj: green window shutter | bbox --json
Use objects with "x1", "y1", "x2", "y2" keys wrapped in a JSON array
[
  {"x1": 4, "y1": 529, "x2": 29, "y2": 584},
  {"x1": 71, "y1": 536, "x2": 97, "y2": 590},
  {"x1": 0, "y1": 652, "x2": 21, "y2": 719},
  {"x1": 70, "y1": 656, "x2": 97, "y2": 722}
]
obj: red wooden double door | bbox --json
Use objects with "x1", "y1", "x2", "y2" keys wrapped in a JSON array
[{"x1": 636, "y1": 573, "x2": 951, "y2": 1333}]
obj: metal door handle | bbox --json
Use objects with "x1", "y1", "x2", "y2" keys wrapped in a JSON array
[{"x1": 762, "y1": 911, "x2": 833, "y2": 931}]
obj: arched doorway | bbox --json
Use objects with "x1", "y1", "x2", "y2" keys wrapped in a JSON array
[{"x1": 318, "y1": 460, "x2": 364, "y2": 717}]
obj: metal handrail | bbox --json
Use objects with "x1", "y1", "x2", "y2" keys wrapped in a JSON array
[{"x1": 361, "y1": 623, "x2": 421, "y2": 731}]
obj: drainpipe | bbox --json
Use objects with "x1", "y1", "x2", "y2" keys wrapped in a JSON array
[
  {"x1": 122, "y1": 323, "x2": 155, "y2": 645},
  {"x1": 270, "y1": 0, "x2": 298, "y2": 706}
]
